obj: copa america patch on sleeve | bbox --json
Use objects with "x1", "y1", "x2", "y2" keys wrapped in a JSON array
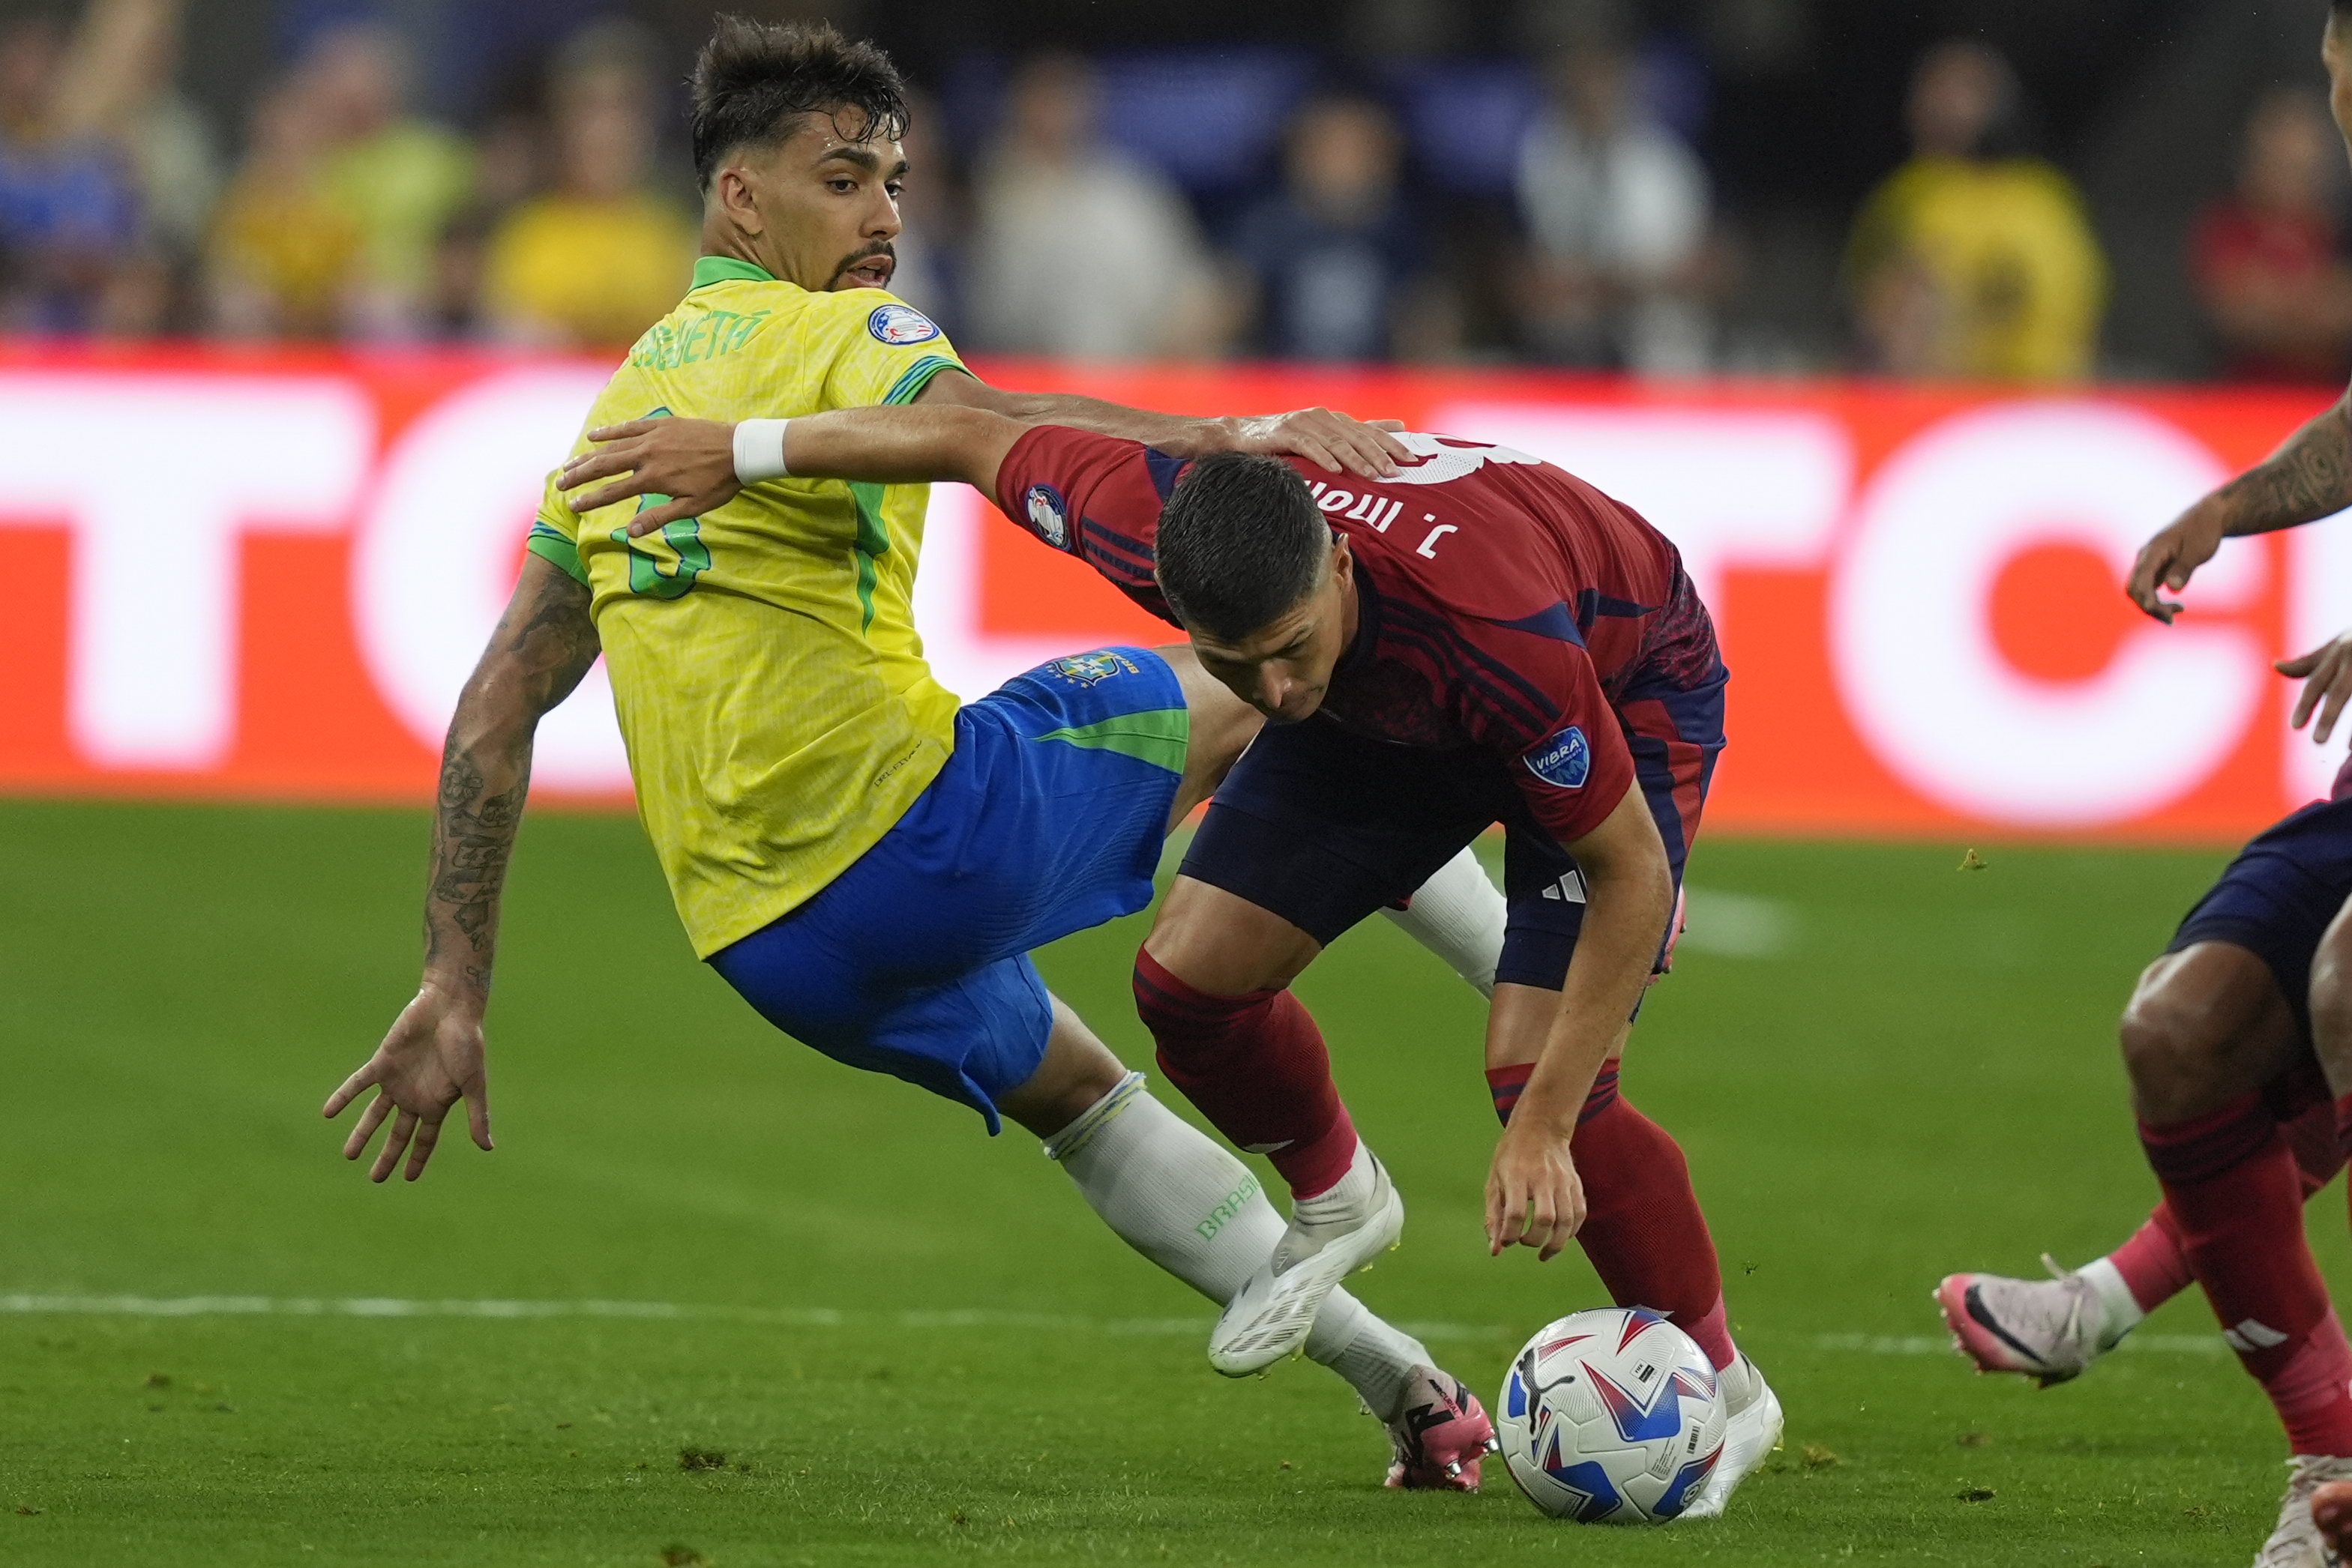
[
  {"x1": 1024, "y1": 484, "x2": 1071, "y2": 549},
  {"x1": 1525, "y1": 726, "x2": 1591, "y2": 789},
  {"x1": 867, "y1": 303, "x2": 942, "y2": 346}
]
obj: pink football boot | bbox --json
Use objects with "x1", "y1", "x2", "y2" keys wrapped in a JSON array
[{"x1": 1382, "y1": 1367, "x2": 1497, "y2": 1492}]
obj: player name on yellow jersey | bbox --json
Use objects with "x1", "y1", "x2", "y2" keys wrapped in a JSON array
[{"x1": 530, "y1": 256, "x2": 967, "y2": 956}]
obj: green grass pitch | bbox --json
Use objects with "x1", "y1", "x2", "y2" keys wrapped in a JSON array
[{"x1": 3, "y1": 796, "x2": 2346, "y2": 1567}]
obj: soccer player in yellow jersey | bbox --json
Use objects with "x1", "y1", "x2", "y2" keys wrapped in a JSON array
[{"x1": 322, "y1": 18, "x2": 1503, "y2": 1486}]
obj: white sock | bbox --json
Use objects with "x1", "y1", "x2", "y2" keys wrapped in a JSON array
[
  {"x1": 1295, "y1": 1136, "x2": 1379, "y2": 1224},
  {"x1": 1046, "y1": 1074, "x2": 1427, "y2": 1417},
  {"x1": 2077, "y1": 1256, "x2": 2144, "y2": 1346},
  {"x1": 1303, "y1": 1289, "x2": 1434, "y2": 1421},
  {"x1": 1381, "y1": 845, "x2": 1506, "y2": 998}
]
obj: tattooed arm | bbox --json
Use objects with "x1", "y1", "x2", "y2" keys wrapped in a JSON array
[
  {"x1": 323, "y1": 555, "x2": 602, "y2": 1181},
  {"x1": 2129, "y1": 392, "x2": 2352, "y2": 622}
]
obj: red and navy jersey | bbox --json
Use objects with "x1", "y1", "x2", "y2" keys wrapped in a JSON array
[{"x1": 993, "y1": 426, "x2": 1723, "y2": 847}]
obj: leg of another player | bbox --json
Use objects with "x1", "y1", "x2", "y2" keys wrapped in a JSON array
[
  {"x1": 1952, "y1": 940, "x2": 2315, "y2": 1387},
  {"x1": 2309, "y1": 893, "x2": 2352, "y2": 1136},
  {"x1": 1133, "y1": 878, "x2": 1410, "y2": 1375},
  {"x1": 1938, "y1": 1098, "x2": 2344, "y2": 1387},
  {"x1": 1484, "y1": 989, "x2": 1779, "y2": 1517},
  {"x1": 2122, "y1": 941, "x2": 2352, "y2": 1560},
  {"x1": 1010, "y1": 994, "x2": 1492, "y2": 1483}
]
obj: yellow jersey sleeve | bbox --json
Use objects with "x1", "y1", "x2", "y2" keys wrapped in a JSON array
[
  {"x1": 820, "y1": 293, "x2": 967, "y2": 410},
  {"x1": 528, "y1": 483, "x2": 588, "y2": 585}
]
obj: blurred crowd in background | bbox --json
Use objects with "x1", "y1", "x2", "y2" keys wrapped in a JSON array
[{"x1": 0, "y1": 0, "x2": 2345, "y2": 382}]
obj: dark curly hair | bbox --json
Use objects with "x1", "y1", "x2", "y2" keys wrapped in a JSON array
[{"x1": 688, "y1": 16, "x2": 909, "y2": 190}]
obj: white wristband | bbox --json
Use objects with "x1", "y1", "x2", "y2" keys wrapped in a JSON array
[{"x1": 733, "y1": 417, "x2": 790, "y2": 483}]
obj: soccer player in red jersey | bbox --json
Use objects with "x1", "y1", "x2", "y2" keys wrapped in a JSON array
[
  {"x1": 1937, "y1": 6, "x2": 2352, "y2": 1562},
  {"x1": 565, "y1": 402, "x2": 1784, "y2": 1519}
]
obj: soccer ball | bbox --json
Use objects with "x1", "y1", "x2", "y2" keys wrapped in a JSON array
[{"x1": 1494, "y1": 1306, "x2": 1727, "y2": 1523}]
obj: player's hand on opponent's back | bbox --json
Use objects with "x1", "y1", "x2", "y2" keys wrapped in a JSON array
[
  {"x1": 1485, "y1": 1116, "x2": 1586, "y2": 1263},
  {"x1": 2126, "y1": 498, "x2": 2228, "y2": 624},
  {"x1": 562, "y1": 417, "x2": 740, "y2": 534},
  {"x1": 1226, "y1": 408, "x2": 1410, "y2": 480},
  {"x1": 323, "y1": 980, "x2": 493, "y2": 1183},
  {"x1": 2282, "y1": 629, "x2": 2352, "y2": 747}
]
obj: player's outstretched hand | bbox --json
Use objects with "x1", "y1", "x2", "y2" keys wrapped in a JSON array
[
  {"x1": 1485, "y1": 1118, "x2": 1586, "y2": 1262},
  {"x1": 1230, "y1": 408, "x2": 1410, "y2": 480},
  {"x1": 2126, "y1": 498, "x2": 2227, "y2": 624},
  {"x1": 323, "y1": 981, "x2": 493, "y2": 1183},
  {"x1": 561, "y1": 417, "x2": 741, "y2": 535},
  {"x1": 2282, "y1": 630, "x2": 2352, "y2": 746}
]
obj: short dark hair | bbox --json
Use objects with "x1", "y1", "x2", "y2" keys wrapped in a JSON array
[
  {"x1": 688, "y1": 16, "x2": 909, "y2": 190},
  {"x1": 1155, "y1": 453, "x2": 1331, "y2": 640}
]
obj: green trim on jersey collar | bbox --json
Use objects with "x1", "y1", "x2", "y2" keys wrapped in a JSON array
[{"x1": 691, "y1": 255, "x2": 777, "y2": 289}]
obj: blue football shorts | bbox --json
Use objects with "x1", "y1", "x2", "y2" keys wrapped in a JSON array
[
  {"x1": 708, "y1": 648, "x2": 1187, "y2": 1133},
  {"x1": 2168, "y1": 793, "x2": 2352, "y2": 1056},
  {"x1": 1177, "y1": 662, "x2": 1726, "y2": 992}
]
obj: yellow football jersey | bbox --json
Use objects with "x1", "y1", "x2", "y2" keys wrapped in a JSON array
[{"x1": 529, "y1": 255, "x2": 968, "y2": 956}]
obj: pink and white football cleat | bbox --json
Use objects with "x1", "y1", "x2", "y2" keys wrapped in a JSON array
[
  {"x1": 1382, "y1": 1367, "x2": 1497, "y2": 1492},
  {"x1": 1934, "y1": 1256, "x2": 2124, "y2": 1387}
]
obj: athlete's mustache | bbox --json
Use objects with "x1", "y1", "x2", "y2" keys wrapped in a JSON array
[{"x1": 831, "y1": 243, "x2": 897, "y2": 283}]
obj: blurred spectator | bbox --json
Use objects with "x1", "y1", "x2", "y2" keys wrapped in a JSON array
[
  {"x1": 205, "y1": 74, "x2": 362, "y2": 337},
  {"x1": 1844, "y1": 40, "x2": 2105, "y2": 382},
  {"x1": 307, "y1": 22, "x2": 475, "y2": 337},
  {"x1": 51, "y1": 0, "x2": 220, "y2": 284},
  {"x1": 1227, "y1": 94, "x2": 1426, "y2": 362},
  {"x1": 0, "y1": 10, "x2": 143, "y2": 334},
  {"x1": 1512, "y1": 43, "x2": 1715, "y2": 374},
  {"x1": 2192, "y1": 87, "x2": 2352, "y2": 385},
  {"x1": 482, "y1": 22, "x2": 694, "y2": 349},
  {"x1": 965, "y1": 53, "x2": 1221, "y2": 360},
  {"x1": 429, "y1": 105, "x2": 542, "y2": 338}
]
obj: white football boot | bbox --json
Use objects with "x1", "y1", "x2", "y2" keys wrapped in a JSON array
[
  {"x1": 1679, "y1": 1352, "x2": 1783, "y2": 1520},
  {"x1": 1208, "y1": 1144, "x2": 1403, "y2": 1376},
  {"x1": 2256, "y1": 1456, "x2": 2352, "y2": 1567},
  {"x1": 1934, "y1": 1253, "x2": 2134, "y2": 1387}
]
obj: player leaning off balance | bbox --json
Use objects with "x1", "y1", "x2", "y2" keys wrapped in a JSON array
[
  {"x1": 565, "y1": 402, "x2": 1787, "y2": 1519},
  {"x1": 1937, "y1": 10, "x2": 2352, "y2": 1564},
  {"x1": 322, "y1": 16, "x2": 1506, "y2": 1490}
]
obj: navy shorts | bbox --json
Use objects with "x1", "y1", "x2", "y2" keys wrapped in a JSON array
[
  {"x1": 709, "y1": 648, "x2": 1187, "y2": 1133},
  {"x1": 2168, "y1": 794, "x2": 2352, "y2": 1046},
  {"x1": 1179, "y1": 664, "x2": 1727, "y2": 991}
]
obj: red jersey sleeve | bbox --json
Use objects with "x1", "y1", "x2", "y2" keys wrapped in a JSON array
[
  {"x1": 1485, "y1": 642, "x2": 1635, "y2": 848},
  {"x1": 991, "y1": 424, "x2": 1182, "y2": 627}
]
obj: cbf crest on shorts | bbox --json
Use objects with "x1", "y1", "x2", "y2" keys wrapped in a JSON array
[
  {"x1": 867, "y1": 303, "x2": 942, "y2": 346},
  {"x1": 1046, "y1": 651, "x2": 1139, "y2": 688},
  {"x1": 1025, "y1": 483, "x2": 1070, "y2": 549},
  {"x1": 1525, "y1": 725, "x2": 1591, "y2": 789}
]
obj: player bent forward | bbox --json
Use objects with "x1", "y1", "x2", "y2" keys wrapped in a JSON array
[
  {"x1": 566, "y1": 399, "x2": 1786, "y2": 1518},
  {"x1": 322, "y1": 16, "x2": 1504, "y2": 1492}
]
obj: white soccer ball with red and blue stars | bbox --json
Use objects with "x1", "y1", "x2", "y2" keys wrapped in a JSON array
[{"x1": 1495, "y1": 1306, "x2": 1727, "y2": 1523}]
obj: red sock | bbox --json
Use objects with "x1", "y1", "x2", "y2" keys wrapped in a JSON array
[
  {"x1": 2143, "y1": 1094, "x2": 2352, "y2": 1456},
  {"x1": 1133, "y1": 947, "x2": 1356, "y2": 1198},
  {"x1": 2111, "y1": 1101, "x2": 2345, "y2": 1317},
  {"x1": 2107, "y1": 1206, "x2": 2194, "y2": 1315},
  {"x1": 1542, "y1": 1071, "x2": 1735, "y2": 1371}
]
